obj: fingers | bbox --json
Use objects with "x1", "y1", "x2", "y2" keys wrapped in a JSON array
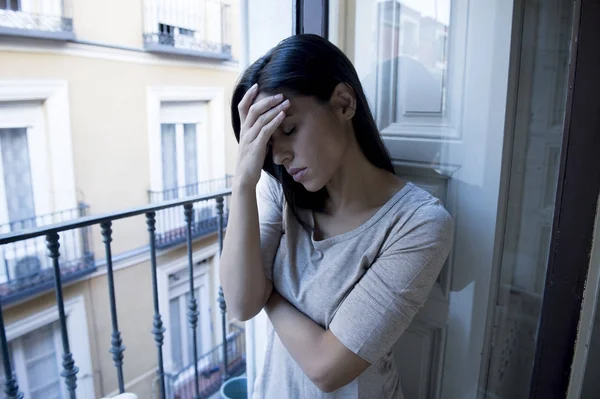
[
  {"x1": 244, "y1": 99, "x2": 290, "y2": 143},
  {"x1": 237, "y1": 83, "x2": 258, "y2": 125},
  {"x1": 255, "y1": 110, "x2": 285, "y2": 149},
  {"x1": 244, "y1": 93, "x2": 285, "y2": 130}
]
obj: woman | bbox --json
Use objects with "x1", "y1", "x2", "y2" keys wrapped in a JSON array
[{"x1": 220, "y1": 34, "x2": 453, "y2": 398}]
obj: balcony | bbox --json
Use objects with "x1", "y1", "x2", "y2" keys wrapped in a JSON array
[
  {"x1": 166, "y1": 325, "x2": 245, "y2": 399},
  {"x1": 0, "y1": 186, "x2": 236, "y2": 398},
  {"x1": 148, "y1": 175, "x2": 232, "y2": 249},
  {"x1": 0, "y1": 204, "x2": 94, "y2": 304},
  {"x1": 0, "y1": 0, "x2": 74, "y2": 41},
  {"x1": 143, "y1": 0, "x2": 232, "y2": 60}
]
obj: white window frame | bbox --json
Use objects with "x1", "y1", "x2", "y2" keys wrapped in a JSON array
[
  {"x1": 157, "y1": 244, "x2": 218, "y2": 373},
  {"x1": 168, "y1": 269, "x2": 211, "y2": 369},
  {"x1": 0, "y1": 102, "x2": 49, "y2": 227},
  {"x1": 0, "y1": 82, "x2": 79, "y2": 284},
  {"x1": 10, "y1": 320, "x2": 66, "y2": 398},
  {"x1": 0, "y1": 81, "x2": 78, "y2": 216},
  {"x1": 4, "y1": 295, "x2": 95, "y2": 398},
  {"x1": 159, "y1": 101, "x2": 210, "y2": 195},
  {"x1": 147, "y1": 86, "x2": 227, "y2": 193}
]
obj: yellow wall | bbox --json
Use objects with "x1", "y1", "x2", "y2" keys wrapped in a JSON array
[
  {"x1": 0, "y1": 0, "x2": 242, "y2": 396},
  {"x1": 0, "y1": 50, "x2": 239, "y2": 256}
]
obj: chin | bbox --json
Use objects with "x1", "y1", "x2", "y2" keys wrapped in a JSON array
[{"x1": 301, "y1": 180, "x2": 325, "y2": 193}]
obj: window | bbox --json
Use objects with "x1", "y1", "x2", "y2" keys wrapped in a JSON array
[
  {"x1": 159, "y1": 101, "x2": 208, "y2": 200},
  {"x1": 0, "y1": 128, "x2": 36, "y2": 231},
  {"x1": 0, "y1": 321, "x2": 66, "y2": 399},
  {"x1": 160, "y1": 123, "x2": 199, "y2": 199},
  {"x1": 0, "y1": 0, "x2": 21, "y2": 11},
  {"x1": 167, "y1": 260, "x2": 212, "y2": 371}
]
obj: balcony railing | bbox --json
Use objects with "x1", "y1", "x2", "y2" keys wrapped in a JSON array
[
  {"x1": 0, "y1": 0, "x2": 74, "y2": 40},
  {"x1": 148, "y1": 176, "x2": 232, "y2": 249},
  {"x1": 0, "y1": 204, "x2": 94, "y2": 304},
  {"x1": 165, "y1": 325, "x2": 245, "y2": 399},
  {"x1": 143, "y1": 0, "x2": 232, "y2": 59},
  {"x1": 0, "y1": 187, "x2": 233, "y2": 398}
]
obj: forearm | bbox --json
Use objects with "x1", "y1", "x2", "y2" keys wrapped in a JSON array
[
  {"x1": 265, "y1": 292, "x2": 370, "y2": 392},
  {"x1": 265, "y1": 291, "x2": 327, "y2": 379},
  {"x1": 220, "y1": 183, "x2": 272, "y2": 321}
]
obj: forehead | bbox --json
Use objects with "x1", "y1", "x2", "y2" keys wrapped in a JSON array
[{"x1": 253, "y1": 92, "x2": 320, "y2": 114}]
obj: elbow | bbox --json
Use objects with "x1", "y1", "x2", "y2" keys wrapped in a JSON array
[
  {"x1": 225, "y1": 298, "x2": 264, "y2": 322},
  {"x1": 309, "y1": 366, "x2": 344, "y2": 394}
]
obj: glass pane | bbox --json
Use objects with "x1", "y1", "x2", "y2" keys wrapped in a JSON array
[
  {"x1": 31, "y1": 382, "x2": 61, "y2": 399},
  {"x1": 21, "y1": 322, "x2": 62, "y2": 398},
  {"x1": 183, "y1": 123, "x2": 199, "y2": 196},
  {"x1": 169, "y1": 297, "x2": 183, "y2": 370},
  {"x1": 581, "y1": 241, "x2": 600, "y2": 398},
  {"x1": 161, "y1": 123, "x2": 178, "y2": 199},
  {"x1": 359, "y1": 0, "x2": 450, "y2": 129},
  {"x1": 351, "y1": 0, "x2": 573, "y2": 396},
  {"x1": 22, "y1": 323, "x2": 55, "y2": 360},
  {"x1": 482, "y1": 1, "x2": 574, "y2": 397},
  {"x1": 0, "y1": 128, "x2": 36, "y2": 231}
]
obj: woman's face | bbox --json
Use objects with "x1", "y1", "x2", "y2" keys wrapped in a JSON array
[{"x1": 257, "y1": 93, "x2": 351, "y2": 192}]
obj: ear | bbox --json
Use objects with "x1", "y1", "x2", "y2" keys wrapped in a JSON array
[{"x1": 329, "y1": 82, "x2": 356, "y2": 121}]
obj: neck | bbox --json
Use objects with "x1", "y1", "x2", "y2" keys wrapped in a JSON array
[{"x1": 324, "y1": 141, "x2": 393, "y2": 215}]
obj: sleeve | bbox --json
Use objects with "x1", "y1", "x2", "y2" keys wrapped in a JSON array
[
  {"x1": 256, "y1": 171, "x2": 285, "y2": 280},
  {"x1": 329, "y1": 201, "x2": 454, "y2": 364}
]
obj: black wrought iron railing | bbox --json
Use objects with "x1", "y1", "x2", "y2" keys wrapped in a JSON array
[
  {"x1": 165, "y1": 326, "x2": 245, "y2": 399},
  {"x1": 142, "y1": 0, "x2": 232, "y2": 59},
  {"x1": 0, "y1": 188, "x2": 233, "y2": 399},
  {"x1": 148, "y1": 176, "x2": 232, "y2": 249},
  {"x1": 0, "y1": 0, "x2": 74, "y2": 40},
  {"x1": 0, "y1": 204, "x2": 94, "y2": 304}
]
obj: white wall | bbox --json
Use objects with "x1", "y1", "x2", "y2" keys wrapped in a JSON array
[{"x1": 242, "y1": 0, "x2": 292, "y2": 397}]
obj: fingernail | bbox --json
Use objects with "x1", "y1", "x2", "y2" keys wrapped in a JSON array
[
  {"x1": 275, "y1": 94, "x2": 283, "y2": 100},
  {"x1": 282, "y1": 99, "x2": 290, "y2": 106},
  {"x1": 251, "y1": 83, "x2": 258, "y2": 91}
]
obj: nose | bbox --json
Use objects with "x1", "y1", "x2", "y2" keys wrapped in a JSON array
[{"x1": 271, "y1": 137, "x2": 292, "y2": 166}]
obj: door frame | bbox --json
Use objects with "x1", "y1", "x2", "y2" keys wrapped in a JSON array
[
  {"x1": 314, "y1": 0, "x2": 600, "y2": 397},
  {"x1": 529, "y1": 0, "x2": 600, "y2": 397}
]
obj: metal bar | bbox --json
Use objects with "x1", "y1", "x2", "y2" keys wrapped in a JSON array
[
  {"x1": 100, "y1": 222, "x2": 126, "y2": 394},
  {"x1": 216, "y1": 197, "x2": 228, "y2": 381},
  {"x1": 184, "y1": 204, "x2": 201, "y2": 399},
  {"x1": 0, "y1": 301, "x2": 23, "y2": 399},
  {"x1": 147, "y1": 212, "x2": 166, "y2": 398},
  {"x1": 46, "y1": 232, "x2": 79, "y2": 399},
  {"x1": 321, "y1": 0, "x2": 329, "y2": 39},
  {"x1": 293, "y1": 0, "x2": 305, "y2": 35},
  {"x1": 0, "y1": 188, "x2": 232, "y2": 244}
]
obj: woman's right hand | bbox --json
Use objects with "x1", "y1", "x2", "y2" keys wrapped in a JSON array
[{"x1": 235, "y1": 84, "x2": 290, "y2": 188}]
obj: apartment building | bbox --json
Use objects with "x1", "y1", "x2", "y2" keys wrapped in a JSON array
[{"x1": 0, "y1": 0, "x2": 242, "y2": 398}]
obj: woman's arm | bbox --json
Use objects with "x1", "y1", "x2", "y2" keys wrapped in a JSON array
[
  {"x1": 220, "y1": 86, "x2": 289, "y2": 321},
  {"x1": 265, "y1": 291, "x2": 370, "y2": 393},
  {"x1": 220, "y1": 184, "x2": 273, "y2": 321}
]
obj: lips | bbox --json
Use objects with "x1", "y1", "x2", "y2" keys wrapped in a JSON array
[{"x1": 287, "y1": 167, "x2": 307, "y2": 181}]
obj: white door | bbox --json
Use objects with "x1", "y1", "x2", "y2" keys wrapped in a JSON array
[{"x1": 333, "y1": 0, "x2": 515, "y2": 397}]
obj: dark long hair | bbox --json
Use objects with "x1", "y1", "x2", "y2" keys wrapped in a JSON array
[{"x1": 231, "y1": 34, "x2": 393, "y2": 221}]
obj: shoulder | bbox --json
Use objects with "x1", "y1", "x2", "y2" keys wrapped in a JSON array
[{"x1": 386, "y1": 183, "x2": 454, "y2": 248}]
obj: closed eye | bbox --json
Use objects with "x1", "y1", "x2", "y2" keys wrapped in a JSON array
[{"x1": 283, "y1": 126, "x2": 296, "y2": 136}]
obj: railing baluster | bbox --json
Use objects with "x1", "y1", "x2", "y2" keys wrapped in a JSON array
[
  {"x1": 216, "y1": 197, "x2": 229, "y2": 381},
  {"x1": 184, "y1": 204, "x2": 201, "y2": 399},
  {"x1": 46, "y1": 232, "x2": 79, "y2": 399},
  {"x1": 146, "y1": 212, "x2": 166, "y2": 398},
  {"x1": 0, "y1": 300, "x2": 23, "y2": 399},
  {"x1": 100, "y1": 222, "x2": 126, "y2": 394}
]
